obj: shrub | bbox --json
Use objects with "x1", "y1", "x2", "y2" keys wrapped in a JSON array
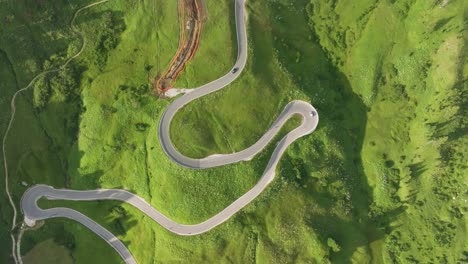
[
  {"x1": 49, "y1": 65, "x2": 80, "y2": 101},
  {"x1": 33, "y1": 75, "x2": 51, "y2": 110},
  {"x1": 327, "y1": 237, "x2": 341, "y2": 252}
]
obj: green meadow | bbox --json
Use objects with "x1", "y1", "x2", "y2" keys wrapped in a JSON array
[{"x1": 0, "y1": 0, "x2": 466, "y2": 263}]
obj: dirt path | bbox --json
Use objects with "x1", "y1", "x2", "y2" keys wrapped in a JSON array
[
  {"x1": 154, "y1": 0, "x2": 207, "y2": 94},
  {"x1": 1, "y1": 1, "x2": 112, "y2": 263}
]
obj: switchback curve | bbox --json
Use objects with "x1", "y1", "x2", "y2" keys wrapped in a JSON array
[{"x1": 20, "y1": 0, "x2": 319, "y2": 263}]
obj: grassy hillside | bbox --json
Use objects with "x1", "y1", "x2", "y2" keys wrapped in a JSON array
[
  {"x1": 306, "y1": 0, "x2": 467, "y2": 262},
  {"x1": 0, "y1": 0, "x2": 466, "y2": 263}
]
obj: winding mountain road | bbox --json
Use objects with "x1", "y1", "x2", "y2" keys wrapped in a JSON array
[{"x1": 20, "y1": 0, "x2": 319, "y2": 263}]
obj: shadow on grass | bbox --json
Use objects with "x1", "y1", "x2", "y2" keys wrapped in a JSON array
[
  {"x1": 408, "y1": 162, "x2": 427, "y2": 179},
  {"x1": 25, "y1": 198, "x2": 139, "y2": 263},
  {"x1": 263, "y1": 0, "x2": 407, "y2": 262}
]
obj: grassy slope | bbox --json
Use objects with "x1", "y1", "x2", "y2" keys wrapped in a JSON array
[
  {"x1": 0, "y1": 0, "x2": 94, "y2": 261},
  {"x1": 307, "y1": 0, "x2": 467, "y2": 262},
  {"x1": 22, "y1": 239, "x2": 73, "y2": 264},
  {"x1": 0, "y1": 0, "x2": 465, "y2": 263}
]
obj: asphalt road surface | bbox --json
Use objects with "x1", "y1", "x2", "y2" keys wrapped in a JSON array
[{"x1": 20, "y1": 0, "x2": 319, "y2": 263}]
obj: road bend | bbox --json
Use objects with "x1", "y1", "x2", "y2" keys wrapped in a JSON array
[{"x1": 20, "y1": 0, "x2": 319, "y2": 263}]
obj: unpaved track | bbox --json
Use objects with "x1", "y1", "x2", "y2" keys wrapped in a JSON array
[
  {"x1": 19, "y1": 0, "x2": 319, "y2": 263},
  {"x1": 1, "y1": 1, "x2": 111, "y2": 263},
  {"x1": 155, "y1": 0, "x2": 204, "y2": 92}
]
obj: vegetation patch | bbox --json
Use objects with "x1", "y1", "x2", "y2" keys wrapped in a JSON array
[{"x1": 22, "y1": 239, "x2": 73, "y2": 264}]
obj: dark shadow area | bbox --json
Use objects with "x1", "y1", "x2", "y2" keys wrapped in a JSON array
[
  {"x1": 73, "y1": 10, "x2": 126, "y2": 71},
  {"x1": 408, "y1": 162, "x2": 427, "y2": 179},
  {"x1": 427, "y1": 80, "x2": 467, "y2": 143},
  {"x1": 0, "y1": 0, "x2": 89, "y2": 80},
  {"x1": 0, "y1": 2, "x2": 133, "y2": 263},
  {"x1": 264, "y1": 0, "x2": 406, "y2": 262},
  {"x1": 432, "y1": 16, "x2": 454, "y2": 32},
  {"x1": 0, "y1": 47, "x2": 20, "y2": 264},
  {"x1": 428, "y1": 39, "x2": 467, "y2": 143}
]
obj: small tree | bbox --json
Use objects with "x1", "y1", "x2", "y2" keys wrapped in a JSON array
[{"x1": 49, "y1": 65, "x2": 79, "y2": 100}]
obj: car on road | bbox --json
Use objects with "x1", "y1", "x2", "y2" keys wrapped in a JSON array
[{"x1": 232, "y1": 67, "x2": 239, "y2": 74}]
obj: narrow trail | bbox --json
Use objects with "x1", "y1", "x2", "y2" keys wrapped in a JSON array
[
  {"x1": 154, "y1": 0, "x2": 205, "y2": 93},
  {"x1": 1, "y1": 1, "x2": 112, "y2": 262},
  {"x1": 14, "y1": 0, "x2": 319, "y2": 263}
]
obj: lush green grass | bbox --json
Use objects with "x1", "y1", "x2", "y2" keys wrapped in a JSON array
[
  {"x1": 307, "y1": 0, "x2": 467, "y2": 262},
  {"x1": 1, "y1": 0, "x2": 466, "y2": 263}
]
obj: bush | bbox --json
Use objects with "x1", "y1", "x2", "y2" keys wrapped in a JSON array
[
  {"x1": 33, "y1": 75, "x2": 51, "y2": 110},
  {"x1": 92, "y1": 11, "x2": 126, "y2": 70},
  {"x1": 327, "y1": 237, "x2": 341, "y2": 252},
  {"x1": 135, "y1": 123, "x2": 150, "y2": 132}
]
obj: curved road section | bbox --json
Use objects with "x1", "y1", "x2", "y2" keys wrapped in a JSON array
[{"x1": 20, "y1": 0, "x2": 319, "y2": 263}]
